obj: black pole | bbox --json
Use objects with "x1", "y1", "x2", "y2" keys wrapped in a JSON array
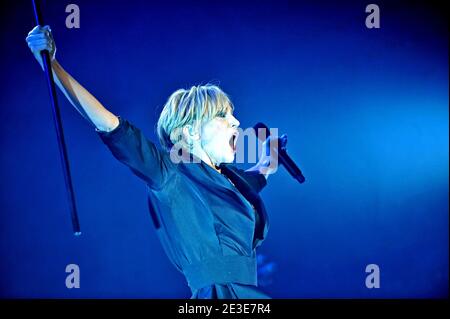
[{"x1": 32, "y1": 0, "x2": 81, "y2": 235}]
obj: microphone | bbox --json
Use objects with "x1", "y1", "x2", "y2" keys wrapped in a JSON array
[{"x1": 253, "y1": 122, "x2": 305, "y2": 184}]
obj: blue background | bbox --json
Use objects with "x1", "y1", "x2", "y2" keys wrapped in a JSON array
[{"x1": 0, "y1": 0, "x2": 447, "y2": 298}]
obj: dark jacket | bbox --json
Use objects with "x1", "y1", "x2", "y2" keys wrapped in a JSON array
[{"x1": 97, "y1": 117, "x2": 270, "y2": 292}]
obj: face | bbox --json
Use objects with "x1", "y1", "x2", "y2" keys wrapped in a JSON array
[{"x1": 199, "y1": 111, "x2": 240, "y2": 165}]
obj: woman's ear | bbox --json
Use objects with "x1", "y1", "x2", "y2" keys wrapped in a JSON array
[{"x1": 183, "y1": 124, "x2": 200, "y2": 141}]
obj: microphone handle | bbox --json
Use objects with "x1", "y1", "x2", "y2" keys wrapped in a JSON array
[{"x1": 278, "y1": 148, "x2": 306, "y2": 183}]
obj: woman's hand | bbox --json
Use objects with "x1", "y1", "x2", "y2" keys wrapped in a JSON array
[
  {"x1": 258, "y1": 133, "x2": 288, "y2": 176},
  {"x1": 25, "y1": 25, "x2": 118, "y2": 131},
  {"x1": 25, "y1": 25, "x2": 56, "y2": 70}
]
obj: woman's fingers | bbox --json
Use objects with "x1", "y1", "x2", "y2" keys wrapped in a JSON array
[
  {"x1": 27, "y1": 25, "x2": 47, "y2": 36},
  {"x1": 26, "y1": 34, "x2": 52, "y2": 48},
  {"x1": 28, "y1": 41, "x2": 51, "y2": 50},
  {"x1": 26, "y1": 31, "x2": 52, "y2": 41},
  {"x1": 27, "y1": 38, "x2": 51, "y2": 45},
  {"x1": 262, "y1": 134, "x2": 288, "y2": 154},
  {"x1": 26, "y1": 37, "x2": 48, "y2": 47},
  {"x1": 27, "y1": 25, "x2": 40, "y2": 36},
  {"x1": 26, "y1": 29, "x2": 54, "y2": 54},
  {"x1": 26, "y1": 25, "x2": 52, "y2": 41},
  {"x1": 26, "y1": 33, "x2": 47, "y2": 40},
  {"x1": 26, "y1": 25, "x2": 55, "y2": 69},
  {"x1": 27, "y1": 39, "x2": 52, "y2": 50}
]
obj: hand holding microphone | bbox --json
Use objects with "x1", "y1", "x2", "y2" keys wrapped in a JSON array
[{"x1": 254, "y1": 123, "x2": 305, "y2": 184}]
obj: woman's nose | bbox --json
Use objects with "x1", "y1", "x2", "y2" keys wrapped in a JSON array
[{"x1": 229, "y1": 115, "x2": 240, "y2": 128}]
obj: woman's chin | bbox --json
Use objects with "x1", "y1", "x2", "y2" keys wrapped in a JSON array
[
  {"x1": 211, "y1": 149, "x2": 235, "y2": 165},
  {"x1": 223, "y1": 151, "x2": 235, "y2": 163}
]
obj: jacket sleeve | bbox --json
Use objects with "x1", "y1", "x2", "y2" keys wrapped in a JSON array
[{"x1": 96, "y1": 117, "x2": 175, "y2": 190}]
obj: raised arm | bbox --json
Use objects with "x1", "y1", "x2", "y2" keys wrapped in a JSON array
[
  {"x1": 25, "y1": 25, "x2": 118, "y2": 132},
  {"x1": 25, "y1": 25, "x2": 174, "y2": 189}
]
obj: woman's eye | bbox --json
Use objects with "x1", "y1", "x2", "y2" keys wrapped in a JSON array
[{"x1": 216, "y1": 112, "x2": 227, "y2": 118}]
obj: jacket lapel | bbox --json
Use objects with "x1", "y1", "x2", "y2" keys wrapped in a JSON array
[{"x1": 219, "y1": 164, "x2": 270, "y2": 248}]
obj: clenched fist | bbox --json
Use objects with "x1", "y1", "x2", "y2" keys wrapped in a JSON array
[{"x1": 25, "y1": 25, "x2": 56, "y2": 70}]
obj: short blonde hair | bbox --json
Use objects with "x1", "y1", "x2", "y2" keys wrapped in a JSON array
[{"x1": 156, "y1": 84, "x2": 234, "y2": 150}]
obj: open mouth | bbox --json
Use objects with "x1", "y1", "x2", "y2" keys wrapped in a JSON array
[{"x1": 229, "y1": 132, "x2": 239, "y2": 152}]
